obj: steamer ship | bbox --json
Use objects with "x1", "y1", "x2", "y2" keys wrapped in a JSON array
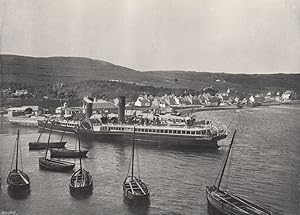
[{"x1": 37, "y1": 96, "x2": 228, "y2": 148}]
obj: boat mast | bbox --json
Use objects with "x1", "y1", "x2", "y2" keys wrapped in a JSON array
[
  {"x1": 131, "y1": 127, "x2": 135, "y2": 180},
  {"x1": 45, "y1": 122, "x2": 54, "y2": 159},
  {"x1": 59, "y1": 119, "x2": 68, "y2": 142},
  {"x1": 217, "y1": 130, "x2": 236, "y2": 190},
  {"x1": 15, "y1": 129, "x2": 20, "y2": 170},
  {"x1": 78, "y1": 134, "x2": 82, "y2": 172},
  {"x1": 37, "y1": 118, "x2": 49, "y2": 143}
]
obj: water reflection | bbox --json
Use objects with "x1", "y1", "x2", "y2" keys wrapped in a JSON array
[
  {"x1": 123, "y1": 197, "x2": 150, "y2": 215},
  {"x1": 70, "y1": 190, "x2": 93, "y2": 200},
  {"x1": 7, "y1": 188, "x2": 31, "y2": 200},
  {"x1": 207, "y1": 203, "x2": 224, "y2": 215}
]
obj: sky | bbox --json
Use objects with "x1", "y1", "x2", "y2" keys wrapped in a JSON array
[{"x1": 0, "y1": 0, "x2": 299, "y2": 74}]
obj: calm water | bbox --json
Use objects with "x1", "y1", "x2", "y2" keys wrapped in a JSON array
[{"x1": 0, "y1": 105, "x2": 299, "y2": 215}]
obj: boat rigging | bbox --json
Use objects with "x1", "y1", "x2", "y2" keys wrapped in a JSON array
[{"x1": 206, "y1": 130, "x2": 272, "y2": 215}]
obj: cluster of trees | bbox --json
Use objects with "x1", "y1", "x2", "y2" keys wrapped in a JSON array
[
  {"x1": 1, "y1": 80, "x2": 201, "y2": 107},
  {"x1": 64, "y1": 80, "x2": 201, "y2": 102}
]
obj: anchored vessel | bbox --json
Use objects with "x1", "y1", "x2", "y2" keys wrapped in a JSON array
[
  {"x1": 38, "y1": 123, "x2": 75, "y2": 172},
  {"x1": 29, "y1": 141, "x2": 66, "y2": 150},
  {"x1": 38, "y1": 118, "x2": 227, "y2": 148},
  {"x1": 7, "y1": 130, "x2": 31, "y2": 190},
  {"x1": 69, "y1": 133, "x2": 93, "y2": 194},
  {"x1": 37, "y1": 118, "x2": 80, "y2": 134},
  {"x1": 30, "y1": 119, "x2": 66, "y2": 150},
  {"x1": 123, "y1": 127, "x2": 150, "y2": 201},
  {"x1": 50, "y1": 148, "x2": 88, "y2": 158},
  {"x1": 80, "y1": 118, "x2": 227, "y2": 148},
  {"x1": 50, "y1": 124, "x2": 88, "y2": 158},
  {"x1": 206, "y1": 130, "x2": 272, "y2": 215},
  {"x1": 37, "y1": 96, "x2": 227, "y2": 148}
]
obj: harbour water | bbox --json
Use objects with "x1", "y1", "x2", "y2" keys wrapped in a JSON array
[{"x1": 0, "y1": 105, "x2": 299, "y2": 215}]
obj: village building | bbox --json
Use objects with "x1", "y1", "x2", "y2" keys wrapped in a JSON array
[
  {"x1": 151, "y1": 97, "x2": 168, "y2": 108},
  {"x1": 281, "y1": 90, "x2": 296, "y2": 100},
  {"x1": 164, "y1": 95, "x2": 177, "y2": 106},
  {"x1": 134, "y1": 95, "x2": 151, "y2": 107},
  {"x1": 7, "y1": 106, "x2": 41, "y2": 118},
  {"x1": 13, "y1": 89, "x2": 29, "y2": 97},
  {"x1": 83, "y1": 97, "x2": 118, "y2": 116},
  {"x1": 55, "y1": 106, "x2": 83, "y2": 117}
]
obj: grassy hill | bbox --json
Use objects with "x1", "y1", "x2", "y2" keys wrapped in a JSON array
[{"x1": 1, "y1": 54, "x2": 299, "y2": 100}]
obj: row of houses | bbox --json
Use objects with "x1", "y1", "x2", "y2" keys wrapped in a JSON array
[
  {"x1": 133, "y1": 94, "x2": 221, "y2": 108},
  {"x1": 246, "y1": 90, "x2": 297, "y2": 104},
  {"x1": 1, "y1": 88, "x2": 30, "y2": 97},
  {"x1": 133, "y1": 90, "x2": 297, "y2": 108}
]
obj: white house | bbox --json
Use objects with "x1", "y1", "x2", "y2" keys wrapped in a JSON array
[
  {"x1": 134, "y1": 96, "x2": 151, "y2": 107},
  {"x1": 13, "y1": 89, "x2": 29, "y2": 97},
  {"x1": 281, "y1": 90, "x2": 295, "y2": 100}
]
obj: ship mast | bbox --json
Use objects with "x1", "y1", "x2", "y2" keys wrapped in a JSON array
[
  {"x1": 78, "y1": 134, "x2": 82, "y2": 172},
  {"x1": 45, "y1": 122, "x2": 54, "y2": 159},
  {"x1": 217, "y1": 130, "x2": 236, "y2": 190},
  {"x1": 15, "y1": 129, "x2": 20, "y2": 170},
  {"x1": 131, "y1": 127, "x2": 136, "y2": 180}
]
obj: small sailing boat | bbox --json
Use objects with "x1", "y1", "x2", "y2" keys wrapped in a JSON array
[
  {"x1": 29, "y1": 119, "x2": 66, "y2": 150},
  {"x1": 123, "y1": 127, "x2": 150, "y2": 201},
  {"x1": 50, "y1": 127, "x2": 88, "y2": 158},
  {"x1": 69, "y1": 133, "x2": 93, "y2": 194},
  {"x1": 39, "y1": 122, "x2": 75, "y2": 172},
  {"x1": 7, "y1": 129, "x2": 30, "y2": 190},
  {"x1": 206, "y1": 130, "x2": 272, "y2": 215},
  {"x1": 50, "y1": 148, "x2": 88, "y2": 158}
]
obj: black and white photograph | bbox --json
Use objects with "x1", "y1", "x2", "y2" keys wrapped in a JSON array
[{"x1": 0, "y1": 0, "x2": 299, "y2": 214}]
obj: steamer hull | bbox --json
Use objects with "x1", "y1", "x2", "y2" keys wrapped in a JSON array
[
  {"x1": 38, "y1": 120, "x2": 78, "y2": 134},
  {"x1": 38, "y1": 118, "x2": 228, "y2": 148},
  {"x1": 78, "y1": 129, "x2": 226, "y2": 148}
]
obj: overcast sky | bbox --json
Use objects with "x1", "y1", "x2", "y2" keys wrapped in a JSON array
[{"x1": 0, "y1": 0, "x2": 299, "y2": 73}]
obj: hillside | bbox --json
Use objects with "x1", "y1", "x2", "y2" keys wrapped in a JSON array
[{"x1": 1, "y1": 55, "x2": 299, "y2": 98}]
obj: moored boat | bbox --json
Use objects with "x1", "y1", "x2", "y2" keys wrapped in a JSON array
[
  {"x1": 123, "y1": 127, "x2": 150, "y2": 202},
  {"x1": 37, "y1": 97, "x2": 228, "y2": 149},
  {"x1": 39, "y1": 157, "x2": 75, "y2": 172},
  {"x1": 37, "y1": 118, "x2": 79, "y2": 134},
  {"x1": 77, "y1": 118, "x2": 227, "y2": 148},
  {"x1": 29, "y1": 118, "x2": 67, "y2": 150},
  {"x1": 206, "y1": 130, "x2": 272, "y2": 215},
  {"x1": 7, "y1": 130, "x2": 30, "y2": 190},
  {"x1": 69, "y1": 168, "x2": 93, "y2": 194},
  {"x1": 50, "y1": 148, "x2": 88, "y2": 158},
  {"x1": 38, "y1": 123, "x2": 75, "y2": 172},
  {"x1": 29, "y1": 141, "x2": 66, "y2": 150},
  {"x1": 123, "y1": 176, "x2": 150, "y2": 201},
  {"x1": 69, "y1": 133, "x2": 93, "y2": 194}
]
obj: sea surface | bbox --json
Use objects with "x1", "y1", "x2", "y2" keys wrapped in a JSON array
[{"x1": 0, "y1": 105, "x2": 299, "y2": 215}]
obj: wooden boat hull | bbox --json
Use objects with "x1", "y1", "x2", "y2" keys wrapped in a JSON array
[
  {"x1": 206, "y1": 186, "x2": 272, "y2": 215},
  {"x1": 123, "y1": 176, "x2": 150, "y2": 201},
  {"x1": 7, "y1": 170, "x2": 30, "y2": 190},
  {"x1": 124, "y1": 190, "x2": 150, "y2": 201},
  {"x1": 39, "y1": 158, "x2": 75, "y2": 172},
  {"x1": 69, "y1": 169, "x2": 93, "y2": 194},
  {"x1": 29, "y1": 141, "x2": 66, "y2": 150},
  {"x1": 50, "y1": 149, "x2": 88, "y2": 158}
]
